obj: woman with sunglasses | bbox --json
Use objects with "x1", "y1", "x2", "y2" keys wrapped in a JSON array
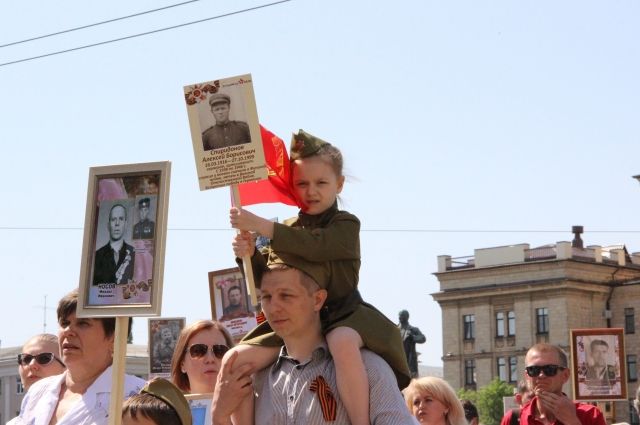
[
  {"x1": 15, "y1": 289, "x2": 145, "y2": 425},
  {"x1": 17, "y1": 333, "x2": 66, "y2": 391},
  {"x1": 6, "y1": 334, "x2": 67, "y2": 425},
  {"x1": 170, "y1": 320, "x2": 234, "y2": 394}
]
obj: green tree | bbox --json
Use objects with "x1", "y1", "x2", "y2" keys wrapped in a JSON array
[{"x1": 457, "y1": 378, "x2": 515, "y2": 425}]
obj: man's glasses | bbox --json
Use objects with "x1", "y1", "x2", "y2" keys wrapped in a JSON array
[
  {"x1": 187, "y1": 343, "x2": 229, "y2": 360},
  {"x1": 18, "y1": 352, "x2": 64, "y2": 367},
  {"x1": 525, "y1": 364, "x2": 566, "y2": 377}
]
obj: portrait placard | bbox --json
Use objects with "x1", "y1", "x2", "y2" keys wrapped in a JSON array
[
  {"x1": 148, "y1": 317, "x2": 185, "y2": 379},
  {"x1": 77, "y1": 161, "x2": 171, "y2": 317},
  {"x1": 208, "y1": 267, "x2": 258, "y2": 341},
  {"x1": 184, "y1": 73, "x2": 267, "y2": 191},
  {"x1": 185, "y1": 394, "x2": 213, "y2": 425},
  {"x1": 570, "y1": 328, "x2": 627, "y2": 400}
]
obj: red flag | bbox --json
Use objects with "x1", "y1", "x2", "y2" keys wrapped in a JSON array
[{"x1": 238, "y1": 125, "x2": 300, "y2": 207}]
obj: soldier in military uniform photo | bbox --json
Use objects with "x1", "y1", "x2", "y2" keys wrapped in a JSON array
[
  {"x1": 201, "y1": 92, "x2": 251, "y2": 151},
  {"x1": 133, "y1": 197, "x2": 155, "y2": 240},
  {"x1": 585, "y1": 338, "x2": 617, "y2": 395}
]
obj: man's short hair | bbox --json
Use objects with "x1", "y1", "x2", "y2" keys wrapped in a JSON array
[
  {"x1": 109, "y1": 203, "x2": 127, "y2": 221},
  {"x1": 228, "y1": 285, "x2": 242, "y2": 294},
  {"x1": 262, "y1": 264, "x2": 320, "y2": 295},
  {"x1": 516, "y1": 379, "x2": 528, "y2": 395},
  {"x1": 526, "y1": 343, "x2": 568, "y2": 368},
  {"x1": 590, "y1": 339, "x2": 609, "y2": 351},
  {"x1": 461, "y1": 399, "x2": 478, "y2": 422}
]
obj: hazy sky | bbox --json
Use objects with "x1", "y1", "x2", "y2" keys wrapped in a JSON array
[{"x1": 1, "y1": 0, "x2": 639, "y2": 367}]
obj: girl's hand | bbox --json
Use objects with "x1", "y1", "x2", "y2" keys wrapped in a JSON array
[
  {"x1": 229, "y1": 207, "x2": 275, "y2": 239},
  {"x1": 232, "y1": 231, "x2": 256, "y2": 258}
]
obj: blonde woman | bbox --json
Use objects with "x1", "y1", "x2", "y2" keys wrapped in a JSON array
[{"x1": 403, "y1": 377, "x2": 467, "y2": 425}]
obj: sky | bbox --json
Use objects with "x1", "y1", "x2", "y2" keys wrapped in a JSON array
[{"x1": 1, "y1": 0, "x2": 639, "y2": 368}]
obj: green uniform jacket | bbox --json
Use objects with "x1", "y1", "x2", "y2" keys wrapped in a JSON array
[{"x1": 241, "y1": 202, "x2": 411, "y2": 389}]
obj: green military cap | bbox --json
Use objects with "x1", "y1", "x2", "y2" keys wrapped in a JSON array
[
  {"x1": 262, "y1": 248, "x2": 330, "y2": 290},
  {"x1": 138, "y1": 197, "x2": 150, "y2": 208},
  {"x1": 208, "y1": 92, "x2": 230, "y2": 106},
  {"x1": 140, "y1": 378, "x2": 192, "y2": 425},
  {"x1": 290, "y1": 129, "x2": 329, "y2": 160}
]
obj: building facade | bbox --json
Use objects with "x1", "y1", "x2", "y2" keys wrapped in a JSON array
[
  {"x1": 433, "y1": 236, "x2": 640, "y2": 424},
  {"x1": 0, "y1": 344, "x2": 149, "y2": 423}
]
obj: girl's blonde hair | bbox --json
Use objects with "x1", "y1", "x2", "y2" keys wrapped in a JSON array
[{"x1": 403, "y1": 377, "x2": 467, "y2": 425}]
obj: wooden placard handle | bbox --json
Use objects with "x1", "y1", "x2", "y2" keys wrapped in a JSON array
[
  {"x1": 108, "y1": 316, "x2": 128, "y2": 425},
  {"x1": 230, "y1": 184, "x2": 259, "y2": 307}
]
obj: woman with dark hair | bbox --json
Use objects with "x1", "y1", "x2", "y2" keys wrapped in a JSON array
[
  {"x1": 16, "y1": 288, "x2": 145, "y2": 424},
  {"x1": 170, "y1": 319, "x2": 234, "y2": 394}
]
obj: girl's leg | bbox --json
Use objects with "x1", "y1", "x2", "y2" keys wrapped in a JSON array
[
  {"x1": 221, "y1": 344, "x2": 279, "y2": 375},
  {"x1": 326, "y1": 326, "x2": 369, "y2": 425}
]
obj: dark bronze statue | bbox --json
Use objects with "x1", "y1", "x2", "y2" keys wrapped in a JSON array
[{"x1": 398, "y1": 310, "x2": 426, "y2": 378}]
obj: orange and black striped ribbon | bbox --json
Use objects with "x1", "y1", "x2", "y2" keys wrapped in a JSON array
[
  {"x1": 309, "y1": 375, "x2": 337, "y2": 421},
  {"x1": 256, "y1": 311, "x2": 267, "y2": 325}
]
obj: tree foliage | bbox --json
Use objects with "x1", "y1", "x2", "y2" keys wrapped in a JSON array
[{"x1": 457, "y1": 378, "x2": 515, "y2": 425}]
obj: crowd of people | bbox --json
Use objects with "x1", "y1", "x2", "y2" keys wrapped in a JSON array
[{"x1": 8, "y1": 128, "x2": 640, "y2": 424}]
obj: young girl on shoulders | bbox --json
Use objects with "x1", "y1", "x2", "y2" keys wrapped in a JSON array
[{"x1": 228, "y1": 129, "x2": 410, "y2": 425}]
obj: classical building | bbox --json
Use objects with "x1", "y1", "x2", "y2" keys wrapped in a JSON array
[
  {"x1": 0, "y1": 344, "x2": 149, "y2": 423},
  {"x1": 432, "y1": 227, "x2": 640, "y2": 424}
]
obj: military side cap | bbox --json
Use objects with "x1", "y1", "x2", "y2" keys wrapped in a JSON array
[
  {"x1": 264, "y1": 248, "x2": 330, "y2": 290},
  {"x1": 290, "y1": 129, "x2": 329, "y2": 160},
  {"x1": 138, "y1": 197, "x2": 150, "y2": 208},
  {"x1": 208, "y1": 92, "x2": 230, "y2": 106},
  {"x1": 140, "y1": 378, "x2": 192, "y2": 425}
]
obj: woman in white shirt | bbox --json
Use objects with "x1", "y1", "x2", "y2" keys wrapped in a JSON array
[{"x1": 16, "y1": 289, "x2": 145, "y2": 425}]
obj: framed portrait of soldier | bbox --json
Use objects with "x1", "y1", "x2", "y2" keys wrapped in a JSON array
[
  {"x1": 208, "y1": 267, "x2": 257, "y2": 341},
  {"x1": 183, "y1": 73, "x2": 267, "y2": 191},
  {"x1": 185, "y1": 394, "x2": 212, "y2": 425},
  {"x1": 77, "y1": 161, "x2": 171, "y2": 317},
  {"x1": 148, "y1": 317, "x2": 185, "y2": 379},
  {"x1": 571, "y1": 328, "x2": 627, "y2": 400}
]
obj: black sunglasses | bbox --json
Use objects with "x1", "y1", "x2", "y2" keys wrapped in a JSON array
[
  {"x1": 187, "y1": 343, "x2": 229, "y2": 360},
  {"x1": 18, "y1": 352, "x2": 64, "y2": 367},
  {"x1": 525, "y1": 364, "x2": 566, "y2": 377}
]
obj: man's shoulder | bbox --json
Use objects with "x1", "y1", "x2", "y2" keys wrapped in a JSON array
[
  {"x1": 95, "y1": 243, "x2": 111, "y2": 254},
  {"x1": 230, "y1": 120, "x2": 249, "y2": 129},
  {"x1": 574, "y1": 400, "x2": 607, "y2": 424},
  {"x1": 202, "y1": 125, "x2": 218, "y2": 135}
]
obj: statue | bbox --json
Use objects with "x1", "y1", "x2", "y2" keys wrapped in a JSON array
[{"x1": 398, "y1": 309, "x2": 426, "y2": 378}]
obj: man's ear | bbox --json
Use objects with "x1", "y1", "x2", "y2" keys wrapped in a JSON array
[{"x1": 313, "y1": 289, "x2": 328, "y2": 312}]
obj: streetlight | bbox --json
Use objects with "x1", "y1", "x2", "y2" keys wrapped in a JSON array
[{"x1": 633, "y1": 175, "x2": 640, "y2": 184}]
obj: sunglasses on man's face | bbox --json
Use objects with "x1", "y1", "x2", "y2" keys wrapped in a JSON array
[
  {"x1": 187, "y1": 343, "x2": 229, "y2": 360},
  {"x1": 18, "y1": 352, "x2": 64, "y2": 367},
  {"x1": 525, "y1": 364, "x2": 566, "y2": 377}
]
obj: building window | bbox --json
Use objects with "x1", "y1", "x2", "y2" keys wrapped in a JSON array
[
  {"x1": 625, "y1": 308, "x2": 635, "y2": 334},
  {"x1": 16, "y1": 377, "x2": 24, "y2": 394},
  {"x1": 465, "y1": 359, "x2": 476, "y2": 385},
  {"x1": 507, "y1": 311, "x2": 516, "y2": 336},
  {"x1": 536, "y1": 308, "x2": 549, "y2": 334},
  {"x1": 496, "y1": 312, "x2": 505, "y2": 337},
  {"x1": 509, "y1": 356, "x2": 518, "y2": 382},
  {"x1": 497, "y1": 357, "x2": 507, "y2": 381},
  {"x1": 628, "y1": 354, "x2": 637, "y2": 382},
  {"x1": 464, "y1": 315, "x2": 475, "y2": 340}
]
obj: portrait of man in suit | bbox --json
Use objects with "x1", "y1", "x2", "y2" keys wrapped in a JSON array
[{"x1": 93, "y1": 203, "x2": 135, "y2": 285}]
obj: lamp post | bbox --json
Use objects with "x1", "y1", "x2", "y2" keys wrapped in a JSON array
[{"x1": 633, "y1": 175, "x2": 640, "y2": 184}]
